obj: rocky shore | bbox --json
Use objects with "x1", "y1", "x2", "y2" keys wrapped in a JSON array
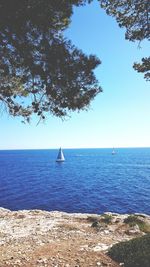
[{"x1": 0, "y1": 208, "x2": 150, "y2": 267}]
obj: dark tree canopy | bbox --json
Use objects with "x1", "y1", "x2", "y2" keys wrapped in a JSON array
[
  {"x1": 133, "y1": 57, "x2": 150, "y2": 81},
  {"x1": 0, "y1": 0, "x2": 101, "y2": 121},
  {"x1": 99, "y1": 0, "x2": 150, "y2": 80},
  {"x1": 100, "y1": 0, "x2": 150, "y2": 42},
  {"x1": 0, "y1": 0, "x2": 149, "y2": 122}
]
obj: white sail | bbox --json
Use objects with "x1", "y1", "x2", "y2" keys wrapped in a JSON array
[
  {"x1": 112, "y1": 148, "x2": 116, "y2": 155},
  {"x1": 56, "y1": 147, "x2": 65, "y2": 162}
]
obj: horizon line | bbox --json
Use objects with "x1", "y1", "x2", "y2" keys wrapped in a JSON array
[{"x1": 0, "y1": 146, "x2": 150, "y2": 151}]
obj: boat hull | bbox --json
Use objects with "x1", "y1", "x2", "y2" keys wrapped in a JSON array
[{"x1": 56, "y1": 159, "x2": 65, "y2": 162}]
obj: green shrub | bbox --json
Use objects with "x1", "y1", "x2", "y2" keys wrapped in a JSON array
[
  {"x1": 124, "y1": 215, "x2": 143, "y2": 225},
  {"x1": 108, "y1": 234, "x2": 150, "y2": 267},
  {"x1": 91, "y1": 221, "x2": 100, "y2": 228},
  {"x1": 100, "y1": 214, "x2": 112, "y2": 224},
  {"x1": 87, "y1": 216, "x2": 99, "y2": 223},
  {"x1": 124, "y1": 215, "x2": 150, "y2": 233},
  {"x1": 87, "y1": 214, "x2": 112, "y2": 225}
]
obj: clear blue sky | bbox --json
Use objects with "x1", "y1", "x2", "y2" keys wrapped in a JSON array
[{"x1": 1, "y1": 0, "x2": 150, "y2": 150}]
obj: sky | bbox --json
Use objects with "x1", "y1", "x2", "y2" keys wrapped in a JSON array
[{"x1": 0, "y1": 0, "x2": 150, "y2": 150}]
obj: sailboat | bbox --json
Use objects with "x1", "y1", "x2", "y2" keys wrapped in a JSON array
[
  {"x1": 112, "y1": 148, "x2": 116, "y2": 155},
  {"x1": 56, "y1": 147, "x2": 65, "y2": 162}
]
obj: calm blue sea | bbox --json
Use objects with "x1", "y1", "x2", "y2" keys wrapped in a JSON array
[{"x1": 0, "y1": 148, "x2": 150, "y2": 214}]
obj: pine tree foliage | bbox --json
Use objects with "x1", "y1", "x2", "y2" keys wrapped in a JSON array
[
  {"x1": 133, "y1": 57, "x2": 150, "y2": 81},
  {"x1": 0, "y1": 0, "x2": 101, "y2": 121},
  {"x1": 100, "y1": 0, "x2": 150, "y2": 80}
]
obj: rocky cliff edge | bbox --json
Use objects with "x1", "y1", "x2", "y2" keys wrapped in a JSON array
[{"x1": 0, "y1": 208, "x2": 150, "y2": 267}]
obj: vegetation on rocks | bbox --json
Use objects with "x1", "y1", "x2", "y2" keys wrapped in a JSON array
[
  {"x1": 108, "y1": 234, "x2": 150, "y2": 267},
  {"x1": 89, "y1": 214, "x2": 112, "y2": 228},
  {"x1": 100, "y1": 214, "x2": 112, "y2": 224},
  {"x1": 124, "y1": 215, "x2": 150, "y2": 233}
]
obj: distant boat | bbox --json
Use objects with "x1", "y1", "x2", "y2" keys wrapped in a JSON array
[
  {"x1": 112, "y1": 148, "x2": 116, "y2": 155},
  {"x1": 56, "y1": 147, "x2": 65, "y2": 162}
]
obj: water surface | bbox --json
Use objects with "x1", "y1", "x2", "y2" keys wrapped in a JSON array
[{"x1": 0, "y1": 148, "x2": 150, "y2": 214}]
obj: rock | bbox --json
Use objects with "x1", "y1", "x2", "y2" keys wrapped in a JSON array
[
  {"x1": 93, "y1": 243, "x2": 110, "y2": 252},
  {"x1": 103, "y1": 230, "x2": 110, "y2": 235},
  {"x1": 97, "y1": 262, "x2": 102, "y2": 266},
  {"x1": 37, "y1": 258, "x2": 48, "y2": 265},
  {"x1": 126, "y1": 224, "x2": 141, "y2": 235},
  {"x1": 14, "y1": 259, "x2": 21, "y2": 264}
]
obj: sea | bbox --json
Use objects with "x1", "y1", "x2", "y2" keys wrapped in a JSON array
[{"x1": 0, "y1": 148, "x2": 150, "y2": 215}]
